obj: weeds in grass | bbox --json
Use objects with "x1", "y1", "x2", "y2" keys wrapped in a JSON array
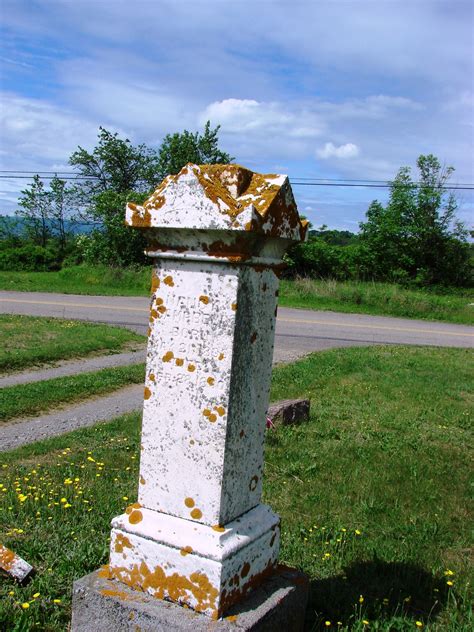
[{"x1": 0, "y1": 347, "x2": 472, "y2": 630}]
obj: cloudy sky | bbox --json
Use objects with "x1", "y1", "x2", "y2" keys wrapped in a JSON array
[{"x1": 1, "y1": 0, "x2": 473, "y2": 230}]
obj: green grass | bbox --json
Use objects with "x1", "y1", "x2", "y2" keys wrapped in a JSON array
[
  {"x1": 0, "y1": 346, "x2": 472, "y2": 630},
  {"x1": 279, "y1": 278, "x2": 474, "y2": 325},
  {"x1": 0, "y1": 364, "x2": 145, "y2": 422},
  {"x1": 0, "y1": 315, "x2": 145, "y2": 374},
  {"x1": 1, "y1": 266, "x2": 472, "y2": 324},
  {"x1": 0, "y1": 265, "x2": 151, "y2": 297}
]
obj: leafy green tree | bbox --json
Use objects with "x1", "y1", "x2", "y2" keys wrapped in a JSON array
[
  {"x1": 157, "y1": 121, "x2": 233, "y2": 178},
  {"x1": 16, "y1": 175, "x2": 50, "y2": 246},
  {"x1": 49, "y1": 175, "x2": 75, "y2": 251},
  {"x1": 360, "y1": 154, "x2": 471, "y2": 286},
  {"x1": 69, "y1": 123, "x2": 232, "y2": 266}
]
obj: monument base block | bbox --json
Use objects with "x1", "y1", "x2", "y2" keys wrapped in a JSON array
[{"x1": 71, "y1": 565, "x2": 309, "y2": 631}]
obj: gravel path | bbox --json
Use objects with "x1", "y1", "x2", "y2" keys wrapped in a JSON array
[
  {"x1": 0, "y1": 347, "x2": 288, "y2": 453},
  {"x1": 0, "y1": 348, "x2": 146, "y2": 388},
  {"x1": 0, "y1": 384, "x2": 143, "y2": 452}
]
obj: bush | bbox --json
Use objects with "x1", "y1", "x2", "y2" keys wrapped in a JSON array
[{"x1": 0, "y1": 243, "x2": 61, "y2": 271}]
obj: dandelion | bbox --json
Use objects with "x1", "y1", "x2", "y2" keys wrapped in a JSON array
[
  {"x1": 122, "y1": 496, "x2": 128, "y2": 501},
  {"x1": 444, "y1": 569, "x2": 454, "y2": 576},
  {"x1": 355, "y1": 529, "x2": 362, "y2": 535},
  {"x1": 416, "y1": 623, "x2": 423, "y2": 628},
  {"x1": 33, "y1": 593, "x2": 40, "y2": 599},
  {"x1": 359, "y1": 595, "x2": 364, "y2": 604},
  {"x1": 53, "y1": 599, "x2": 61, "y2": 604},
  {"x1": 21, "y1": 602, "x2": 30, "y2": 609},
  {"x1": 325, "y1": 622, "x2": 331, "y2": 627},
  {"x1": 446, "y1": 580, "x2": 454, "y2": 586},
  {"x1": 362, "y1": 621, "x2": 369, "y2": 626}
]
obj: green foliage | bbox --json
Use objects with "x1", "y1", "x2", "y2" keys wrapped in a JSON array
[
  {"x1": 0, "y1": 242, "x2": 61, "y2": 272},
  {"x1": 156, "y1": 121, "x2": 233, "y2": 178},
  {"x1": 69, "y1": 127, "x2": 160, "y2": 196},
  {"x1": 67, "y1": 122, "x2": 232, "y2": 266},
  {"x1": 359, "y1": 155, "x2": 471, "y2": 286}
]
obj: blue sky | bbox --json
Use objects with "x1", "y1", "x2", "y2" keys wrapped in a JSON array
[{"x1": 1, "y1": 0, "x2": 473, "y2": 231}]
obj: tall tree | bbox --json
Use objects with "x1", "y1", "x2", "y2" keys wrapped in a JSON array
[
  {"x1": 69, "y1": 127, "x2": 160, "y2": 197},
  {"x1": 49, "y1": 175, "x2": 75, "y2": 250},
  {"x1": 157, "y1": 121, "x2": 233, "y2": 179},
  {"x1": 360, "y1": 154, "x2": 471, "y2": 286},
  {"x1": 16, "y1": 175, "x2": 50, "y2": 246}
]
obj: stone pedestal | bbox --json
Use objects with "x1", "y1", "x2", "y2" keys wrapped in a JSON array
[{"x1": 72, "y1": 163, "x2": 308, "y2": 627}]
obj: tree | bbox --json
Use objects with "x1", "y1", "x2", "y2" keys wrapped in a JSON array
[
  {"x1": 359, "y1": 154, "x2": 471, "y2": 286},
  {"x1": 69, "y1": 127, "x2": 160, "y2": 198},
  {"x1": 156, "y1": 121, "x2": 233, "y2": 178},
  {"x1": 49, "y1": 175, "x2": 75, "y2": 251},
  {"x1": 16, "y1": 175, "x2": 50, "y2": 246},
  {"x1": 68, "y1": 122, "x2": 233, "y2": 266}
]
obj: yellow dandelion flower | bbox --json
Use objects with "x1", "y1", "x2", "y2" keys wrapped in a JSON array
[
  {"x1": 362, "y1": 621, "x2": 369, "y2": 625},
  {"x1": 416, "y1": 623, "x2": 423, "y2": 628},
  {"x1": 122, "y1": 496, "x2": 128, "y2": 501},
  {"x1": 53, "y1": 599, "x2": 61, "y2": 604},
  {"x1": 444, "y1": 570, "x2": 454, "y2": 576},
  {"x1": 355, "y1": 529, "x2": 362, "y2": 535},
  {"x1": 60, "y1": 497, "x2": 67, "y2": 503},
  {"x1": 21, "y1": 602, "x2": 30, "y2": 609},
  {"x1": 446, "y1": 580, "x2": 454, "y2": 586},
  {"x1": 359, "y1": 595, "x2": 364, "y2": 603},
  {"x1": 325, "y1": 622, "x2": 331, "y2": 627},
  {"x1": 33, "y1": 592, "x2": 40, "y2": 598}
]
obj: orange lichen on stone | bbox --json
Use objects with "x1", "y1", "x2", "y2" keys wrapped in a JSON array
[
  {"x1": 184, "y1": 497, "x2": 195, "y2": 508},
  {"x1": 175, "y1": 358, "x2": 184, "y2": 366},
  {"x1": 162, "y1": 351, "x2": 174, "y2": 362},
  {"x1": 214, "y1": 406, "x2": 225, "y2": 417},
  {"x1": 199, "y1": 295, "x2": 209, "y2": 304},
  {"x1": 212, "y1": 525, "x2": 226, "y2": 532},
  {"x1": 149, "y1": 373, "x2": 155, "y2": 382},
  {"x1": 218, "y1": 353, "x2": 225, "y2": 361},
  {"x1": 140, "y1": 475, "x2": 146, "y2": 485},
  {"x1": 208, "y1": 413, "x2": 217, "y2": 423},
  {"x1": 125, "y1": 503, "x2": 142, "y2": 515},
  {"x1": 163, "y1": 275, "x2": 174, "y2": 286},
  {"x1": 107, "y1": 561, "x2": 219, "y2": 617},
  {"x1": 187, "y1": 364, "x2": 196, "y2": 372},
  {"x1": 180, "y1": 546, "x2": 193, "y2": 557},
  {"x1": 128, "y1": 510, "x2": 143, "y2": 525},
  {"x1": 114, "y1": 533, "x2": 133, "y2": 554},
  {"x1": 207, "y1": 377, "x2": 215, "y2": 386},
  {"x1": 202, "y1": 409, "x2": 211, "y2": 418},
  {"x1": 231, "y1": 302, "x2": 237, "y2": 311},
  {"x1": 190, "y1": 508, "x2": 203, "y2": 520},
  {"x1": 0, "y1": 544, "x2": 16, "y2": 572},
  {"x1": 150, "y1": 272, "x2": 160, "y2": 293},
  {"x1": 219, "y1": 561, "x2": 276, "y2": 615},
  {"x1": 144, "y1": 387, "x2": 152, "y2": 400},
  {"x1": 100, "y1": 587, "x2": 134, "y2": 601}
]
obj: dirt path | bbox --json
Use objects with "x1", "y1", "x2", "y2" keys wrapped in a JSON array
[{"x1": 0, "y1": 348, "x2": 146, "y2": 388}]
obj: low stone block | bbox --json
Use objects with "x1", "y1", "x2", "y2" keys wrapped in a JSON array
[
  {"x1": 267, "y1": 399, "x2": 310, "y2": 427},
  {"x1": 71, "y1": 565, "x2": 309, "y2": 631}
]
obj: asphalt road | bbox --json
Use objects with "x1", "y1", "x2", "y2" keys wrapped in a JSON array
[{"x1": 1, "y1": 291, "x2": 473, "y2": 362}]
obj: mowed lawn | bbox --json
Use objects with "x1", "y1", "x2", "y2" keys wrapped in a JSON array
[
  {"x1": 0, "y1": 314, "x2": 145, "y2": 374},
  {"x1": 1, "y1": 266, "x2": 473, "y2": 324},
  {"x1": 0, "y1": 346, "x2": 472, "y2": 631}
]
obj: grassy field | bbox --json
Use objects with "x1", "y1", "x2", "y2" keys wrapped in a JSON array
[
  {"x1": 0, "y1": 346, "x2": 472, "y2": 631},
  {"x1": 0, "y1": 314, "x2": 145, "y2": 374},
  {"x1": 0, "y1": 266, "x2": 473, "y2": 324},
  {"x1": 0, "y1": 364, "x2": 145, "y2": 422}
]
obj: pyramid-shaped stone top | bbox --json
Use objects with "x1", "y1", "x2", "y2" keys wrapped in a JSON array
[{"x1": 125, "y1": 163, "x2": 308, "y2": 242}]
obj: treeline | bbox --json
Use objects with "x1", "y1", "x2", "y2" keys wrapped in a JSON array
[{"x1": 0, "y1": 125, "x2": 472, "y2": 288}]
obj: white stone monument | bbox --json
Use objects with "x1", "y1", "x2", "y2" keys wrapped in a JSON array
[{"x1": 72, "y1": 163, "x2": 309, "y2": 629}]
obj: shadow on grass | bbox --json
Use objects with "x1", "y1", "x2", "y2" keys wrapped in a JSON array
[{"x1": 305, "y1": 559, "x2": 449, "y2": 630}]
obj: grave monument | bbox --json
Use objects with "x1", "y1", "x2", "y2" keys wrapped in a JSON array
[{"x1": 72, "y1": 164, "x2": 310, "y2": 630}]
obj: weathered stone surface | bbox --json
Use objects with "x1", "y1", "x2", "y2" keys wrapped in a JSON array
[
  {"x1": 0, "y1": 543, "x2": 34, "y2": 583},
  {"x1": 72, "y1": 163, "x2": 308, "y2": 624},
  {"x1": 267, "y1": 398, "x2": 310, "y2": 427},
  {"x1": 71, "y1": 566, "x2": 309, "y2": 631}
]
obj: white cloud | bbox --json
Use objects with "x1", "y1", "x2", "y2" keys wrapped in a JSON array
[{"x1": 317, "y1": 142, "x2": 360, "y2": 159}]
